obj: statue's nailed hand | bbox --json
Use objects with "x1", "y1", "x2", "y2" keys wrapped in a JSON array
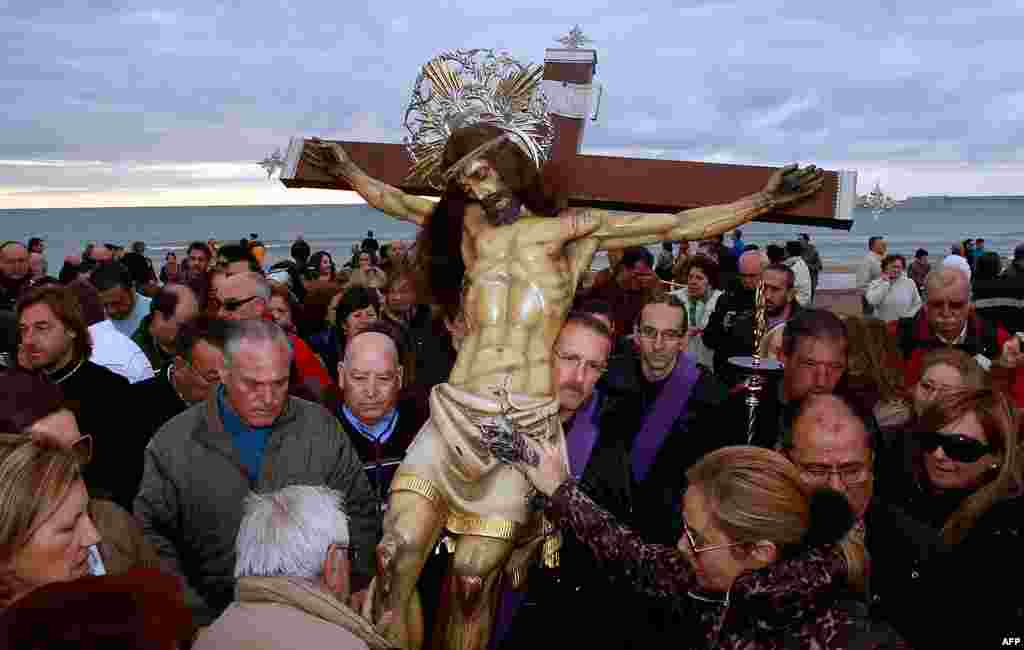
[
  {"x1": 305, "y1": 137, "x2": 355, "y2": 177},
  {"x1": 513, "y1": 436, "x2": 569, "y2": 498},
  {"x1": 761, "y1": 163, "x2": 825, "y2": 209}
]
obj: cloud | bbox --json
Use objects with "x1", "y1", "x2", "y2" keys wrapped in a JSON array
[{"x1": 3, "y1": 0, "x2": 1024, "y2": 207}]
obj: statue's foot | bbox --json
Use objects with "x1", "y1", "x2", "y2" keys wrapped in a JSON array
[{"x1": 455, "y1": 574, "x2": 485, "y2": 620}]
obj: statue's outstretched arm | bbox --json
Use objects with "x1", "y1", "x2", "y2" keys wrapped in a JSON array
[
  {"x1": 570, "y1": 164, "x2": 824, "y2": 250},
  {"x1": 304, "y1": 139, "x2": 434, "y2": 227}
]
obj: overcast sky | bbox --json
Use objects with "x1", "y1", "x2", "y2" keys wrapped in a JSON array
[{"x1": 3, "y1": 1, "x2": 1023, "y2": 209}]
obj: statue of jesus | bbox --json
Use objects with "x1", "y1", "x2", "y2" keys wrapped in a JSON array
[{"x1": 307, "y1": 120, "x2": 822, "y2": 648}]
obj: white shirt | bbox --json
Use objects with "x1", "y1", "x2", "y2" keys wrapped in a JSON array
[
  {"x1": 784, "y1": 256, "x2": 813, "y2": 307},
  {"x1": 88, "y1": 319, "x2": 155, "y2": 384},
  {"x1": 855, "y1": 252, "x2": 882, "y2": 289},
  {"x1": 864, "y1": 275, "x2": 923, "y2": 322},
  {"x1": 110, "y1": 292, "x2": 151, "y2": 337},
  {"x1": 669, "y1": 286, "x2": 723, "y2": 370}
]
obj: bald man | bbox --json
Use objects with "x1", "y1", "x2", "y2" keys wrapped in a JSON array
[
  {"x1": 702, "y1": 248, "x2": 770, "y2": 379},
  {"x1": 0, "y1": 241, "x2": 31, "y2": 310},
  {"x1": 336, "y1": 323, "x2": 428, "y2": 495},
  {"x1": 783, "y1": 394, "x2": 940, "y2": 648},
  {"x1": 891, "y1": 266, "x2": 1024, "y2": 406}
]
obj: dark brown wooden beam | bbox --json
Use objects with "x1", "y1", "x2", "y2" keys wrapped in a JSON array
[{"x1": 281, "y1": 139, "x2": 853, "y2": 229}]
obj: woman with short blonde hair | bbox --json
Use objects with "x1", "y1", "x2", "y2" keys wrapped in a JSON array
[
  {"x1": 0, "y1": 434, "x2": 100, "y2": 607},
  {"x1": 516, "y1": 444, "x2": 899, "y2": 648}
]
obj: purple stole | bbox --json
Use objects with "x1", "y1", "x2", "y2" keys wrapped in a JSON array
[
  {"x1": 631, "y1": 353, "x2": 700, "y2": 482},
  {"x1": 565, "y1": 389, "x2": 603, "y2": 477},
  {"x1": 489, "y1": 390, "x2": 604, "y2": 649}
]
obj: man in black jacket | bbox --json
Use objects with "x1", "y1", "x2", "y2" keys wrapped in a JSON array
[
  {"x1": 702, "y1": 249, "x2": 766, "y2": 379},
  {"x1": 498, "y1": 311, "x2": 633, "y2": 650},
  {"x1": 16, "y1": 285, "x2": 133, "y2": 508}
]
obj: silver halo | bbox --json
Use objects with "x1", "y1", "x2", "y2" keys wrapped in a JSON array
[{"x1": 402, "y1": 49, "x2": 554, "y2": 190}]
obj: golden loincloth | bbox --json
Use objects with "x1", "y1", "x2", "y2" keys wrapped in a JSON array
[{"x1": 390, "y1": 383, "x2": 565, "y2": 542}]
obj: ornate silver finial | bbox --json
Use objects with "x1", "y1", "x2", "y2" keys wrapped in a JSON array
[
  {"x1": 556, "y1": 25, "x2": 592, "y2": 49},
  {"x1": 259, "y1": 148, "x2": 285, "y2": 179},
  {"x1": 402, "y1": 49, "x2": 553, "y2": 190}
]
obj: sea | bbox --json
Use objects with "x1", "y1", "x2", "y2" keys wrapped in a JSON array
[{"x1": 3, "y1": 196, "x2": 1023, "y2": 290}]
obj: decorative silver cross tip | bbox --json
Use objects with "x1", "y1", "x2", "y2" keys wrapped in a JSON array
[
  {"x1": 259, "y1": 148, "x2": 284, "y2": 179},
  {"x1": 556, "y1": 25, "x2": 592, "y2": 49}
]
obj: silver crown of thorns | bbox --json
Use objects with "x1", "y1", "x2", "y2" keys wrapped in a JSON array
[{"x1": 402, "y1": 49, "x2": 554, "y2": 190}]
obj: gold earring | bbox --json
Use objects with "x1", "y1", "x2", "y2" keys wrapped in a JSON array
[{"x1": 991, "y1": 463, "x2": 1000, "y2": 470}]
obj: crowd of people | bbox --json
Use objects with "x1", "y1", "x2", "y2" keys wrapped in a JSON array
[{"x1": 0, "y1": 224, "x2": 1023, "y2": 648}]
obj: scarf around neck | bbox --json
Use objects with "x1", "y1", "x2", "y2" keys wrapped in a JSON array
[{"x1": 236, "y1": 575, "x2": 393, "y2": 649}]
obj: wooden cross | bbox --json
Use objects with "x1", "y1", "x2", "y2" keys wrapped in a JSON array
[{"x1": 278, "y1": 46, "x2": 856, "y2": 230}]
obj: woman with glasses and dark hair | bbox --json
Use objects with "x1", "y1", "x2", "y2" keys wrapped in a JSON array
[
  {"x1": 0, "y1": 369, "x2": 160, "y2": 578},
  {"x1": 885, "y1": 388, "x2": 1023, "y2": 646},
  {"x1": 513, "y1": 444, "x2": 904, "y2": 649}
]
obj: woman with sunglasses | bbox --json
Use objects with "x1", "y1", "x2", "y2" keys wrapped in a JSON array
[
  {"x1": 888, "y1": 388, "x2": 1023, "y2": 646},
  {"x1": 515, "y1": 444, "x2": 905, "y2": 649},
  {"x1": 0, "y1": 369, "x2": 159, "y2": 578}
]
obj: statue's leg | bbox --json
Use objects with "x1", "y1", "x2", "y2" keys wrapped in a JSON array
[
  {"x1": 438, "y1": 534, "x2": 514, "y2": 650},
  {"x1": 378, "y1": 489, "x2": 446, "y2": 650}
]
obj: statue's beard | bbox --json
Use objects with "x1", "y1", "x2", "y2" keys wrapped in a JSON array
[{"x1": 480, "y1": 192, "x2": 523, "y2": 226}]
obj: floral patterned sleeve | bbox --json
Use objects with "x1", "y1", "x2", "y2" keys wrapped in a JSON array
[{"x1": 547, "y1": 479, "x2": 697, "y2": 598}]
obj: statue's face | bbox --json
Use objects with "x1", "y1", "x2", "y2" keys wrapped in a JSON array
[
  {"x1": 457, "y1": 158, "x2": 504, "y2": 202},
  {"x1": 456, "y1": 157, "x2": 523, "y2": 226}
]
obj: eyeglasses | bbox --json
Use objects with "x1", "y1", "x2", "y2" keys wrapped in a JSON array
[
  {"x1": 791, "y1": 457, "x2": 872, "y2": 487},
  {"x1": 554, "y1": 349, "x2": 607, "y2": 375},
  {"x1": 182, "y1": 358, "x2": 221, "y2": 385},
  {"x1": 917, "y1": 432, "x2": 993, "y2": 463},
  {"x1": 681, "y1": 514, "x2": 747, "y2": 555},
  {"x1": 637, "y1": 326, "x2": 685, "y2": 343},
  {"x1": 220, "y1": 295, "x2": 260, "y2": 312},
  {"x1": 70, "y1": 435, "x2": 93, "y2": 465}
]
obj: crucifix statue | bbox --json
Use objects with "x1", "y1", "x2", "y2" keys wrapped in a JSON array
[{"x1": 284, "y1": 45, "x2": 832, "y2": 650}]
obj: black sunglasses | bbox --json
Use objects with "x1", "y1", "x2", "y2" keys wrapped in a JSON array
[
  {"x1": 221, "y1": 295, "x2": 260, "y2": 312},
  {"x1": 917, "y1": 432, "x2": 992, "y2": 463}
]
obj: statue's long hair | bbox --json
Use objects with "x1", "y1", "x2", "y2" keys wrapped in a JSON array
[{"x1": 413, "y1": 124, "x2": 568, "y2": 321}]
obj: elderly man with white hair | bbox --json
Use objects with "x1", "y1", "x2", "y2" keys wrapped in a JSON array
[
  {"x1": 194, "y1": 485, "x2": 391, "y2": 650},
  {"x1": 890, "y1": 266, "x2": 1024, "y2": 406}
]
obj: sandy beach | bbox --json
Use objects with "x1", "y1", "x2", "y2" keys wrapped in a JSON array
[{"x1": 814, "y1": 269, "x2": 861, "y2": 316}]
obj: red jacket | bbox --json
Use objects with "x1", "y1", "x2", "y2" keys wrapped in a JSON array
[{"x1": 889, "y1": 310, "x2": 1024, "y2": 407}]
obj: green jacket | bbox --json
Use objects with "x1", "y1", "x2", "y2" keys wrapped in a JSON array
[{"x1": 134, "y1": 395, "x2": 380, "y2": 616}]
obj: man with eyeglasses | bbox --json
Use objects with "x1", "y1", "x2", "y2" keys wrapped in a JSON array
[
  {"x1": 892, "y1": 266, "x2": 1024, "y2": 407},
  {"x1": 604, "y1": 294, "x2": 728, "y2": 546},
  {"x1": 497, "y1": 311, "x2": 634, "y2": 650},
  {"x1": 217, "y1": 271, "x2": 332, "y2": 402},
  {"x1": 783, "y1": 394, "x2": 940, "y2": 648},
  {"x1": 130, "y1": 316, "x2": 228, "y2": 496}
]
